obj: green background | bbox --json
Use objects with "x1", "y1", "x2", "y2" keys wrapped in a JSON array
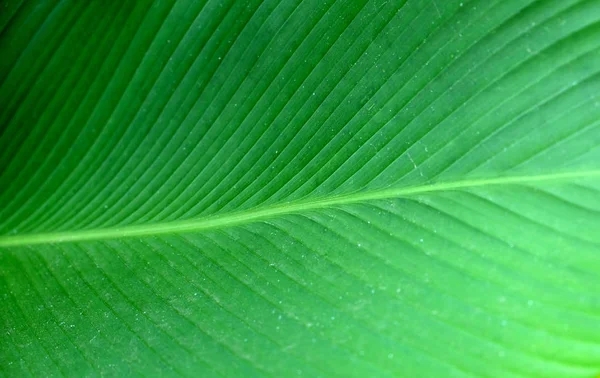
[{"x1": 1, "y1": 0, "x2": 600, "y2": 376}]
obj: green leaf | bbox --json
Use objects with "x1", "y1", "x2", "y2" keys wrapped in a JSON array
[{"x1": 1, "y1": 0, "x2": 599, "y2": 376}]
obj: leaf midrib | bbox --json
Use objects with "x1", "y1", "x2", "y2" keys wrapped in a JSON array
[{"x1": 1, "y1": 170, "x2": 598, "y2": 247}]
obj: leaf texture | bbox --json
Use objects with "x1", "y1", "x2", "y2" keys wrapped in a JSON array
[{"x1": 1, "y1": 0, "x2": 600, "y2": 376}]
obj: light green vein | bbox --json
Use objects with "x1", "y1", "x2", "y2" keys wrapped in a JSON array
[{"x1": 1, "y1": 170, "x2": 599, "y2": 247}]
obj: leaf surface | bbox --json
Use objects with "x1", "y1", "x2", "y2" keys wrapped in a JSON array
[{"x1": 1, "y1": 0, "x2": 600, "y2": 376}]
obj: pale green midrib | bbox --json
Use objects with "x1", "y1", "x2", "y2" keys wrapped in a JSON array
[{"x1": 1, "y1": 170, "x2": 599, "y2": 247}]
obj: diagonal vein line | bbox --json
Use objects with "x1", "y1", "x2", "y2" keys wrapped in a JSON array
[{"x1": 0, "y1": 169, "x2": 599, "y2": 247}]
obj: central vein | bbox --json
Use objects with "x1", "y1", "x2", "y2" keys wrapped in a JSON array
[{"x1": 0, "y1": 170, "x2": 598, "y2": 247}]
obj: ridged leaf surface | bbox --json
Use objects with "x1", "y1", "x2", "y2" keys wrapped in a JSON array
[{"x1": 1, "y1": 0, "x2": 600, "y2": 376}]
